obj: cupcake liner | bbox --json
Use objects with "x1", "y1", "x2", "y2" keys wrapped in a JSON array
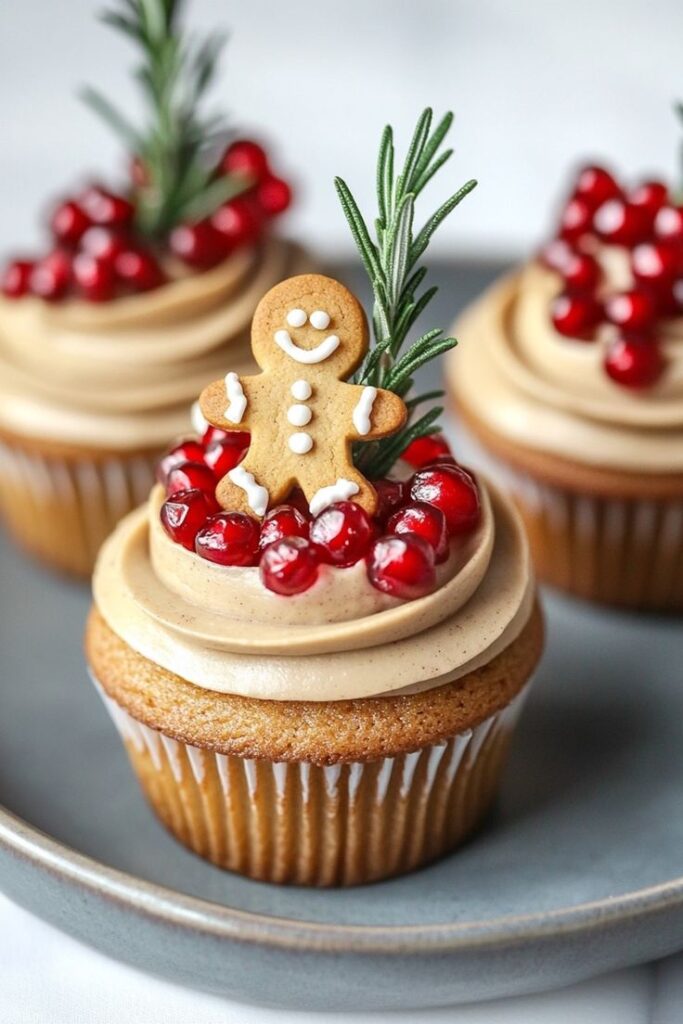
[
  {"x1": 466, "y1": 441, "x2": 683, "y2": 610},
  {"x1": 94, "y1": 679, "x2": 531, "y2": 887},
  {"x1": 0, "y1": 437, "x2": 157, "y2": 576}
]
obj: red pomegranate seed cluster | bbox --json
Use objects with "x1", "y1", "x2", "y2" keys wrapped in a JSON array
[
  {"x1": 540, "y1": 164, "x2": 681, "y2": 388},
  {"x1": 1, "y1": 139, "x2": 291, "y2": 304},
  {"x1": 158, "y1": 431, "x2": 481, "y2": 599}
]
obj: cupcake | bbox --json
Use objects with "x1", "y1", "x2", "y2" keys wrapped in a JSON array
[
  {"x1": 0, "y1": 0, "x2": 310, "y2": 576},
  {"x1": 447, "y1": 164, "x2": 683, "y2": 610},
  {"x1": 86, "y1": 112, "x2": 543, "y2": 886}
]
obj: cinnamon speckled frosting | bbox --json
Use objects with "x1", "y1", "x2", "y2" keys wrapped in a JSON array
[
  {"x1": 0, "y1": 238, "x2": 310, "y2": 450},
  {"x1": 448, "y1": 254, "x2": 683, "y2": 474},
  {"x1": 92, "y1": 477, "x2": 534, "y2": 702}
]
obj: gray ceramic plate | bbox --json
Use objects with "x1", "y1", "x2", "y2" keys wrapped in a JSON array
[{"x1": 1, "y1": 265, "x2": 683, "y2": 1011}]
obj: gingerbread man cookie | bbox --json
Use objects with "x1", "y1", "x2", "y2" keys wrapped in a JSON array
[{"x1": 199, "y1": 273, "x2": 407, "y2": 518}]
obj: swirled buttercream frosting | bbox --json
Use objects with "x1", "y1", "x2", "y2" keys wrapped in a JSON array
[
  {"x1": 449, "y1": 258, "x2": 683, "y2": 474},
  {"x1": 92, "y1": 477, "x2": 534, "y2": 701},
  {"x1": 0, "y1": 238, "x2": 311, "y2": 449}
]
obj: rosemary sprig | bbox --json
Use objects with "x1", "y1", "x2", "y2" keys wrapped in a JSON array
[
  {"x1": 334, "y1": 108, "x2": 476, "y2": 478},
  {"x1": 82, "y1": 0, "x2": 239, "y2": 238}
]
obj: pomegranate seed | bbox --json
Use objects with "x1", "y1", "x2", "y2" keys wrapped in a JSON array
[
  {"x1": 559, "y1": 197, "x2": 593, "y2": 243},
  {"x1": 220, "y1": 139, "x2": 269, "y2": 181},
  {"x1": 169, "y1": 220, "x2": 227, "y2": 268},
  {"x1": 81, "y1": 226, "x2": 127, "y2": 264},
  {"x1": 402, "y1": 434, "x2": 452, "y2": 468},
  {"x1": 202, "y1": 426, "x2": 250, "y2": 449},
  {"x1": 72, "y1": 252, "x2": 116, "y2": 302},
  {"x1": 387, "y1": 501, "x2": 449, "y2": 563},
  {"x1": 593, "y1": 199, "x2": 648, "y2": 247},
  {"x1": 604, "y1": 335, "x2": 664, "y2": 389},
  {"x1": 211, "y1": 197, "x2": 263, "y2": 248},
  {"x1": 550, "y1": 291, "x2": 602, "y2": 339},
  {"x1": 259, "y1": 505, "x2": 309, "y2": 549},
  {"x1": 80, "y1": 186, "x2": 134, "y2": 227},
  {"x1": 540, "y1": 238, "x2": 576, "y2": 273},
  {"x1": 203, "y1": 439, "x2": 246, "y2": 477},
  {"x1": 160, "y1": 488, "x2": 218, "y2": 550},
  {"x1": 366, "y1": 534, "x2": 436, "y2": 599},
  {"x1": 562, "y1": 252, "x2": 601, "y2": 292},
  {"x1": 630, "y1": 181, "x2": 668, "y2": 220},
  {"x1": 1, "y1": 259, "x2": 34, "y2": 298},
  {"x1": 632, "y1": 241, "x2": 679, "y2": 287},
  {"x1": 166, "y1": 460, "x2": 217, "y2": 496},
  {"x1": 115, "y1": 247, "x2": 165, "y2": 292},
  {"x1": 50, "y1": 200, "x2": 90, "y2": 246},
  {"x1": 604, "y1": 289, "x2": 657, "y2": 332},
  {"x1": 256, "y1": 175, "x2": 292, "y2": 216},
  {"x1": 260, "y1": 537, "x2": 320, "y2": 595},
  {"x1": 30, "y1": 250, "x2": 72, "y2": 301},
  {"x1": 409, "y1": 465, "x2": 480, "y2": 536},
  {"x1": 373, "y1": 478, "x2": 406, "y2": 523},
  {"x1": 573, "y1": 165, "x2": 621, "y2": 209},
  {"x1": 655, "y1": 205, "x2": 683, "y2": 242},
  {"x1": 195, "y1": 511, "x2": 260, "y2": 566},
  {"x1": 156, "y1": 441, "x2": 206, "y2": 484},
  {"x1": 309, "y1": 501, "x2": 375, "y2": 567}
]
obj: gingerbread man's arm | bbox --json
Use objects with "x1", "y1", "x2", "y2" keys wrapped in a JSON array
[
  {"x1": 199, "y1": 373, "x2": 257, "y2": 434},
  {"x1": 346, "y1": 383, "x2": 407, "y2": 441}
]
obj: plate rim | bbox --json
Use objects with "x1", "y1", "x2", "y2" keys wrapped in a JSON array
[{"x1": 3, "y1": 801, "x2": 683, "y2": 953}]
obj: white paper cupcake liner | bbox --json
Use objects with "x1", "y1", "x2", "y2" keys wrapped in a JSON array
[
  {"x1": 0, "y1": 437, "x2": 157, "y2": 575},
  {"x1": 460, "y1": 436, "x2": 683, "y2": 610},
  {"x1": 94, "y1": 679, "x2": 531, "y2": 886}
]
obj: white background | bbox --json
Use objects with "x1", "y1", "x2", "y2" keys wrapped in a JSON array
[{"x1": 0, "y1": 0, "x2": 682, "y2": 259}]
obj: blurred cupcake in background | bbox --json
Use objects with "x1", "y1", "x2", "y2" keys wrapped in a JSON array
[
  {"x1": 0, "y1": 0, "x2": 312, "y2": 576},
  {"x1": 448, "y1": 161, "x2": 683, "y2": 611}
]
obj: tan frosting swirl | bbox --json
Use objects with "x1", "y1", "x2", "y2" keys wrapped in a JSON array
[
  {"x1": 449, "y1": 257, "x2": 683, "y2": 473},
  {"x1": 0, "y1": 237, "x2": 311, "y2": 449},
  {"x1": 92, "y1": 477, "x2": 534, "y2": 701}
]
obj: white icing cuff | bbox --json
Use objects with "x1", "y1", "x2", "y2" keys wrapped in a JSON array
[
  {"x1": 228, "y1": 466, "x2": 269, "y2": 517},
  {"x1": 224, "y1": 372, "x2": 247, "y2": 424},
  {"x1": 353, "y1": 385, "x2": 377, "y2": 436},
  {"x1": 309, "y1": 478, "x2": 360, "y2": 516}
]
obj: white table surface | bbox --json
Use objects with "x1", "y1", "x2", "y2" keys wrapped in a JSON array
[{"x1": 3, "y1": 894, "x2": 683, "y2": 1024}]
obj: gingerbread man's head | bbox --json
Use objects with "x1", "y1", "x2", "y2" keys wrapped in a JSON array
[{"x1": 250, "y1": 274, "x2": 368, "y2": 380}]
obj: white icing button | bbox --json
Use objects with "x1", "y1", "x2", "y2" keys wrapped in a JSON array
[
  {"x1": 291, "y1": 379, "x2": 312, "y2": 400},
  {"x1": 286, "y1": 308, "x2": 307, "y2": 327},
  {"x1": 287, "y1": 404, "x2": 313, "y2": 427},
  {"x1": 288, "y1": 432, "x2": 313, "y2": 454},
  {"x1": 310, "y1": 309, "x2": 330, "y2": 330}
]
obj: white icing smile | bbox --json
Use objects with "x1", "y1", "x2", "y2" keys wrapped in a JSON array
[{"x1": 274, "y1": 329, "x2": 340, "y2": 365}]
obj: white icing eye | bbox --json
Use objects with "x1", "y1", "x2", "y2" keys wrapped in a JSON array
[
  {"x1": 310, "y1": 310, "x2": 330, "y2": 330},
  {"x1": 286, "y1": 308, "x2": 307, "y2": 328},
  {"x1": 291, "y1": 379, "x2": 312, "y2": 400}
]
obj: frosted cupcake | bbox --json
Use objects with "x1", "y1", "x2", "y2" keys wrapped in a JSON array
[
  {"x1": 0, "y1": 0, "x2": 309, "y2": 575},
  {"x1": 86, "y1": 112, "x2": 543, "y2": 886},
  {"x1": 448, "y1": 164, "x2": 683, "y2": 610}
]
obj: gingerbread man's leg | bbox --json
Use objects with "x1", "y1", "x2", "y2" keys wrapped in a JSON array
[
  {"x1": 300, "y1": 450, "x2": 377, "y2": 518},
  {"x1": 215, "y1": 458, "x2": 289, "y2": 519}
]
